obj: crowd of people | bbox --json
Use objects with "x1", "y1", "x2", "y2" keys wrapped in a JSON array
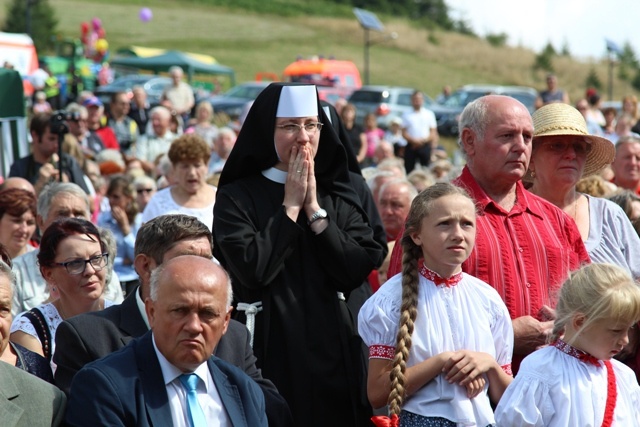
[{"x1": 0, "y1": 67, "x2": 640, "y2": 426}]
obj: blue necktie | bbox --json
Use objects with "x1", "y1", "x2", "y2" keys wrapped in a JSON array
[{"x1": 179, "y1": 373, "x2": 207, "y2": 427}]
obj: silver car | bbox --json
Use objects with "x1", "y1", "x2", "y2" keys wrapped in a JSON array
[
  {"x1": 347, "y1": 85, "x2": 436, "y2": 129},
  {"x1": 435, "y1": 84, "x2": 538, "y2": 136}
]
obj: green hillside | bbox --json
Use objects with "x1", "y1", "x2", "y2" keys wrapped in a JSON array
[{"x1": 1, "y1": 0, "x2": 636, "y2": 101}]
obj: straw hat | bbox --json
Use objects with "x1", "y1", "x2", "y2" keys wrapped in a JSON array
[{"x1": 524, "y1": 103, "x2": 615, "y2": 182}]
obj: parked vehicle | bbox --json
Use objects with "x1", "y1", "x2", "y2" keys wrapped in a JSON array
[
  {"x1": 95, "y1": 74, "x2": 172, "y2": 109},
  {"x1": 434, "y1": 84, "x2": 537, "y2": 136},
  {"x1": 0, "y1": 32, "x2": 38, "y2": 98},
  {"x1": 347, "y1": 85, "x2": 436, "y2": 129},
  {"x1": 283, "y1": 57, "x2": 361, "y2": 102},
  {"x1": 207, "y1": 81, "x2": 270, "y2": 120}
]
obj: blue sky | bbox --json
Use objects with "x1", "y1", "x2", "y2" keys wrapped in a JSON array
[{"x1": 446, "y1": 0, "x2": 639, "y2": 60}]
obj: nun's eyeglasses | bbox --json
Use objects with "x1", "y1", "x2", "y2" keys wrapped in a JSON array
[{"x1": 276, "y1": 122, "x2": 324, "y2": 135}]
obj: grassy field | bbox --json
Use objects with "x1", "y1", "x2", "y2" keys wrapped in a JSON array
[{"x1": 1, "y1": 0, "x2": 636, "y2": 102}]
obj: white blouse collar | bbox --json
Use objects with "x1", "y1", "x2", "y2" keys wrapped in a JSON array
[{"x1": 262, "y1": 167, "x2": 287, "y2": 184}]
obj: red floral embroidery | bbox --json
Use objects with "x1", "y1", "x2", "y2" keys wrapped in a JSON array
[
  {"x1": 501, "y1": 364, "x2": 513, "y2": 376},
  {"x1": 553, "y1": 339, "x2": 601, "y2": 367},
  {"x1": 419, "y1": 264, "x2": 463, "y2": 287},
  {"x1": 369, "y1": 345, "x2": 395, "y2": 360}
]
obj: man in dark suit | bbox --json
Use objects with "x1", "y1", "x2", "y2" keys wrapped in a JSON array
[
  {"x1": 0, "y1": 361, "x2": 66, "y2": 427},
  {"x1": 65, "y1": 255, "x2": 267, "y2": 426},
  {"x1": 54, "y1": 214, "x2": 291, "y2": 425}
]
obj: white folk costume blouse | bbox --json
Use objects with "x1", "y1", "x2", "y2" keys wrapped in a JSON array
[
  {"x1": 358, "y1": 266, "x2": 513, "y2": 426},
  {"x1": 494, "y1": 341, "x2": 640, "y2": 426}
]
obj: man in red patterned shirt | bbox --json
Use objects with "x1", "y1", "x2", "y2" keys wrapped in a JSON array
[{"x1": 388, "y1": 95, "x2": 589, "y2": 372}]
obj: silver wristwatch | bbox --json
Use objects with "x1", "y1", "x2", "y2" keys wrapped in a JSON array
[{"x1": 307, "y1": 208, "x2": 328, "y2": 225}]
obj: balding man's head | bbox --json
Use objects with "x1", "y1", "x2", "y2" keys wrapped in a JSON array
[
  {"x1": 146, "y1": 255, "x2": 231, "y2": 372},
  {"x1": 150, "y1": 106, "x2": 171, "y2": 137},
  {"x1": 612, "y1": 136, "x2": 640, "y2": 190},
  {"x1": 459, "y1": 95, "x2": 533, "y2": 192},
  {"x1": 378, "y1": 179, "x2": 418, "y2": 241},
  {"x1": 0, "y1": 177, "x2": 35, "y2": 194}
]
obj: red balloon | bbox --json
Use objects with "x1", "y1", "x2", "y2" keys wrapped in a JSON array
[{"x1": 81, "y1": 22, "x2": 89, "y2": 35}]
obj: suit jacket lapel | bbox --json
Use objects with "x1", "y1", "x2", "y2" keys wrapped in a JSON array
[
  {"x1": 135, "y1": 332, "x2": 173, "y2": 426},
  {"x1": 0, "y1": 368, "x2": 24, "y2": 427},
  {"x1": 118, "y1": 289, "x2": 149, "y2": 345},
  {"x1": 208, "y1": 359, "x2": 246, "y2": 427}
]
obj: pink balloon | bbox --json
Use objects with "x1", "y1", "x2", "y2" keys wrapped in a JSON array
[
  {"x1": 139, "y1": 8, "x2": 152, "y2": 23},
  {"x1": 92, "y1": 17, "x2": 102, "y2": 31}
]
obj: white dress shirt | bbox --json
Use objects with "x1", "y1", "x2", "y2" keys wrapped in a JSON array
[{"x1": 152, "y1": 334, "x2": 231, "y2": 427}]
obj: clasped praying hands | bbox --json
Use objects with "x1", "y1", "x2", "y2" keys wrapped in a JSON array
[{"x1": 283, "y1": 145, "x2": 322, "y2": 224}]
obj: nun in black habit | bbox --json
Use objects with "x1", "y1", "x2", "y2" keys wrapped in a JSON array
[{"x1": 213, "y1": 83, "x2": 383, "y2": 426}]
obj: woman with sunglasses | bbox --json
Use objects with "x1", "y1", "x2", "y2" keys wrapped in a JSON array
[
  {"x1": 526, "y1": 103, "x2": 640, "y2": 278},
  {"x1": 132, "y1": 175, "x2": 157, "y2": 213},
  {"x1": 10, "y1": 217, "x2": 113, "y2": 368}
]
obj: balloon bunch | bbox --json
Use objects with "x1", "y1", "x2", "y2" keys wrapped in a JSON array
[{"x1": 80, "y1": 17, "x2": 109, "y2": 63}]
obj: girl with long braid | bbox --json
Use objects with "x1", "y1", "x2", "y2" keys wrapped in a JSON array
[
  {"x1": 495, "y1": 263, "x2": 640, "y2": 426},
  {"x1": 359, "y1": 183, "x2": 514, "y2": 426}
]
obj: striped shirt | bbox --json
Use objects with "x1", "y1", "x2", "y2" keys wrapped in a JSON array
[{"x1": 453, "y1": 167, "x2": 590, "y2": 320}]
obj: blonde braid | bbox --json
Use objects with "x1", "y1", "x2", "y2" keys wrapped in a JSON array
[{"x1": 387, "y1": 237, "x2": 421, "y2": 417}]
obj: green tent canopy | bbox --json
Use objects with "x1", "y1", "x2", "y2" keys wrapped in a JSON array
[
  {"x1": 0, "y1": 68, "x2": 27, "y2": 178},
  {"x1": 110, "y1": 50, "x2": 235, "y2": 86}
]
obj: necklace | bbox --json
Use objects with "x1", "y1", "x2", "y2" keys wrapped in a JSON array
[{"x1": 53, "y1": 300, "x2": 68, "y2": 320}]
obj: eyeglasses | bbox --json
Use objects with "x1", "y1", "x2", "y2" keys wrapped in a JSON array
[
  {"x1": 542, "y1": 141, "x2": 592, "y2": 155},
  {"x1": 136, "y1": 188, "x2": 154, "y2": 194},
  {"x1": 276, "y1": 122, "x2": 323, "y2": 136},
  {"x1": 54, "y1": 253, "x2": 109, "y2": 275}
]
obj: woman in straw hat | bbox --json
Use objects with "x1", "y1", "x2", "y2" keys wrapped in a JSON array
[
  {"x1": 527, "y1": 102, "x2": 640, "y2": 279},
  {"x1": 528, "y1": 103, "x2": 640, "y2": 382}
]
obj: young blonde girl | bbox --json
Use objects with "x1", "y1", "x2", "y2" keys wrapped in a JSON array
[
  {"x1": 358, "y1": 183, "x2": 513, "y2": 427},
  {"x1": 495, "y1": 263, "x2": 640, "y2": 426}
]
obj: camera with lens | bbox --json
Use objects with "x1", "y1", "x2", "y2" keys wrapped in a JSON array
[{"x1": 49, "y1": 110, "x2": 80, "y2": 136}]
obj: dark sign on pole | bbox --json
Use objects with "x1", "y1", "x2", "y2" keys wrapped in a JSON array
[{"x1": 353, "y1": 8, "x2": 385, "y2": 86}]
